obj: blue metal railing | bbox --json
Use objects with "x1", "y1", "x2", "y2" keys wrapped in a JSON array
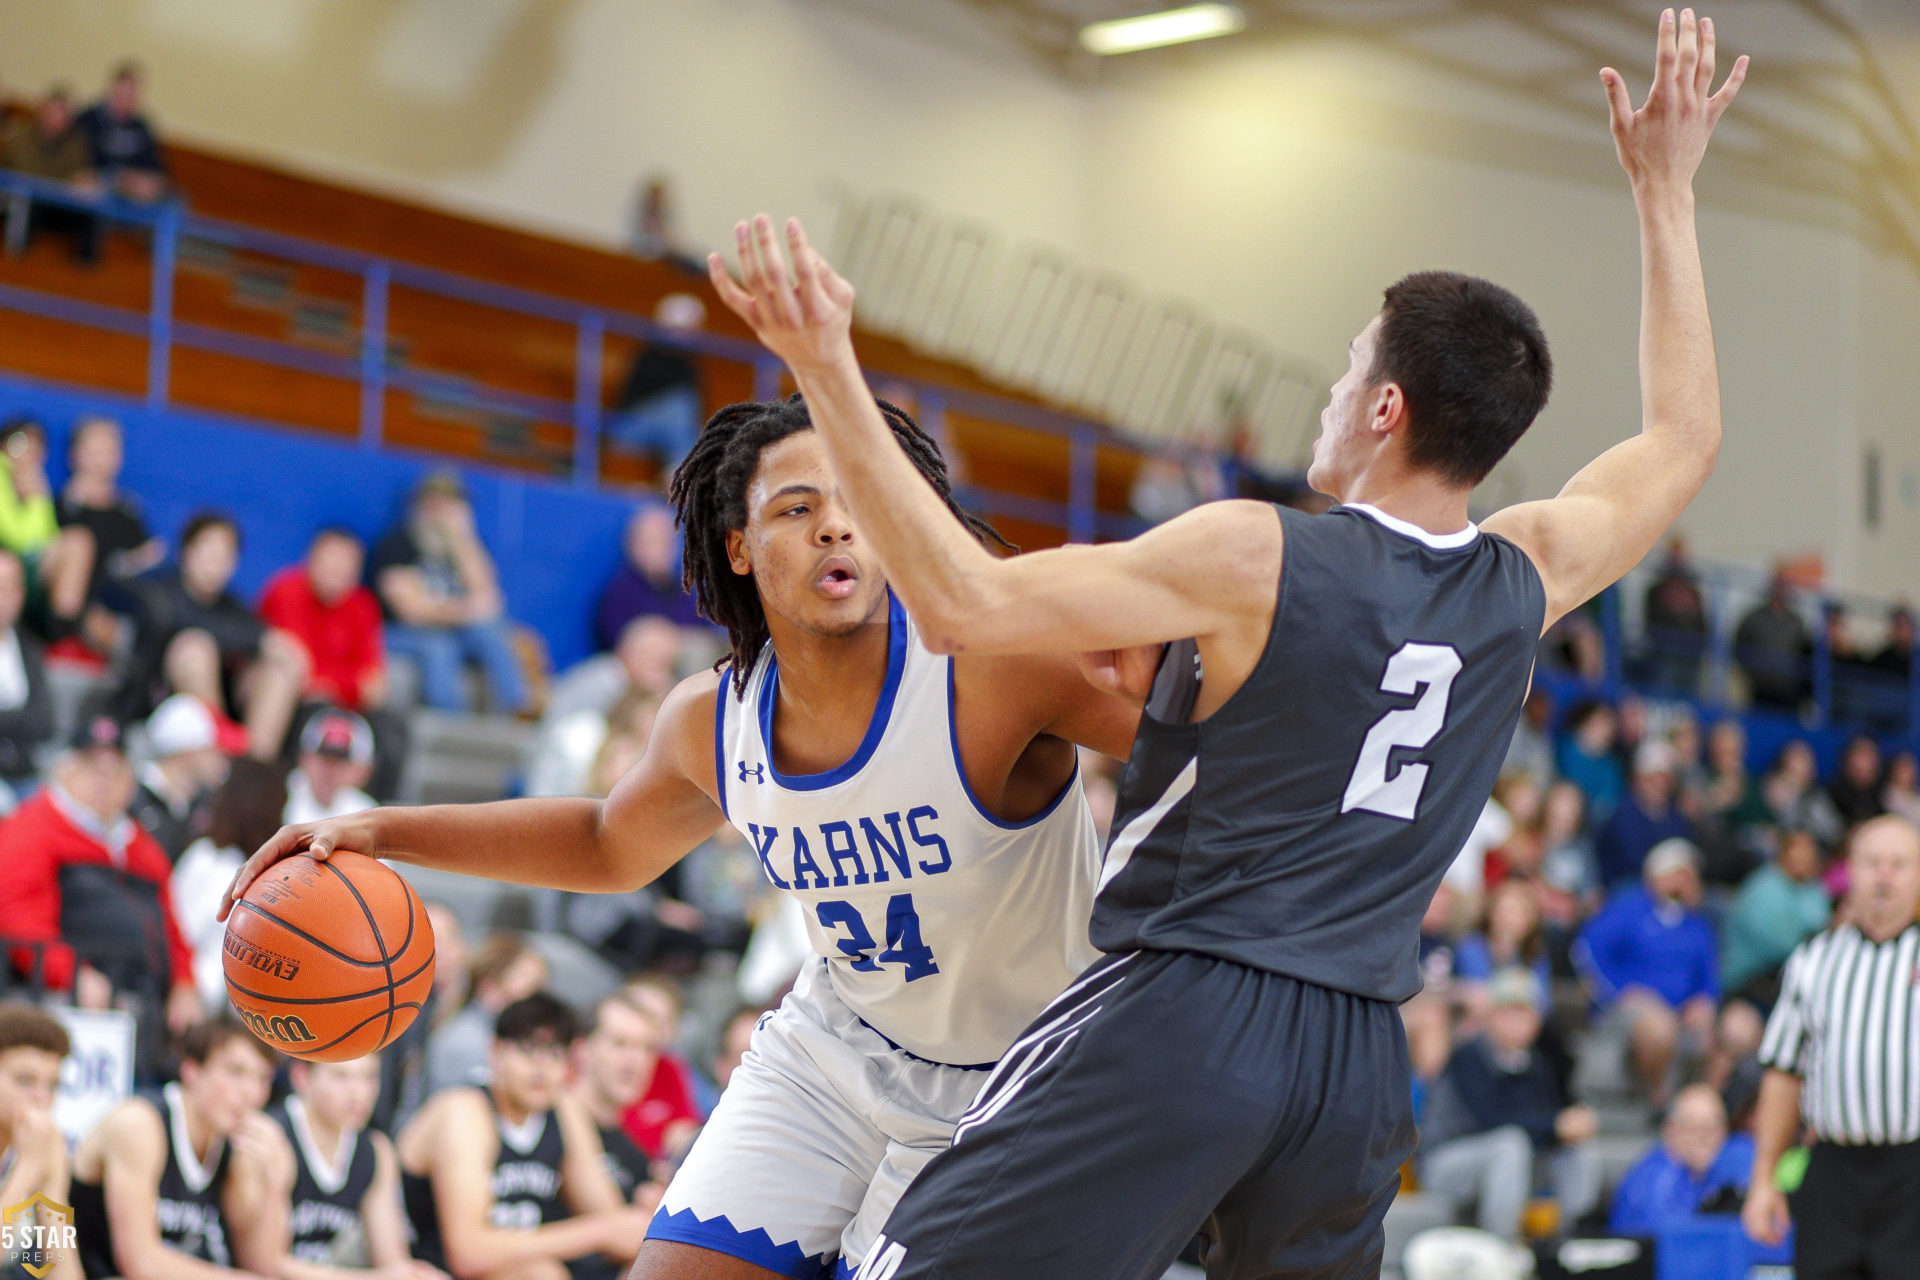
[
  {"x1": 1591, "y1": 564, "x2": 1920, "y2": 745},
  {"x1": 0, "y1": 169, "x2": 1175, "y2": 539},
  {"x1": 12, "y1": 171, "x2": 1913, "y2": 744}
]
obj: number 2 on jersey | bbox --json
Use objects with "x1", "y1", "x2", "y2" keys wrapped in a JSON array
[
  {"x1": 815, "y1": 894, "x2": 940, "y2": 981},
  {"x1": 1341, "y1": 642, "x2": 1462, "y2": 822}
]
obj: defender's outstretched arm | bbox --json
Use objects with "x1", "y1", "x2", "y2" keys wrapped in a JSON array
[
  {"x1": 1483, "y1": 8, "x2": 1748, "y2": 628},
  {"x1": 708, "y1": 216, "x2": 1276, "y2": 658}
]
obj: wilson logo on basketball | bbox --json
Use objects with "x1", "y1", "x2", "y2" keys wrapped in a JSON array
[
  {"x1": 223, "y1": 933, "x2": 301, "y2": 981},
  {"x1": 237, "y1": 1009, "x2": 318, "y2": 1045}
]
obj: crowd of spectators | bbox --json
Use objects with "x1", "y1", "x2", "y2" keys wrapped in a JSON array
[
  {"x1": 1553, "y1": 536, "x2": 1918, "y2": 737},
  {"x1": 2, "y1": 63, "x2": 171, "y2": 261},
  {"x1": 1408, "y1": 660, "x2": 1920, "y2": 1245},
  {"x1": 0, "y1": 406, "x2": 749, "y2": 1103},
  {"x1": 0, "y1": 406, "x2": 777, "y2": 1280}
]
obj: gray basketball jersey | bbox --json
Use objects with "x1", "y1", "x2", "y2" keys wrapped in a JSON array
[{"x1": 1090, "y1": 502, "x2": 1546, "y2": 1003}]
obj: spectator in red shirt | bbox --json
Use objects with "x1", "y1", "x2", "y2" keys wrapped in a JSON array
[
  {"x1": 259, "y1": 528, "x2": 384, "y2": 711},
  {"x1": 259, "y1": 529, "x2": 407, "y2": 798},
  {"x1": 618, "y1": 975, "x2": 703, "y2": 1164},
  {"x1": 0, "y1": 714, "x2": 199, "y2": 1075}
]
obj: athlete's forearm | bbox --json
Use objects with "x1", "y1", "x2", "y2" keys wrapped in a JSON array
[
  {"x1": 1747, "y1": 1068, "x2": 1802, "y2": 1187},
  {"x1": 368, "y1": 799, "x2": 636, "y2": 892},
  {"x1": 442, "y1": 1216, "x2": 614, "y2": 1279},
  {"x1": 116, "y1": 1241, "x2": 266, "y2": 1280},
  {"x1": 788, "y1": 346, "x2": 999, "y2": 641},
  {"x1": 273, "y1": 1257, "x2": 366, "y2": 1280},
  {"x1": 1633, "y1": 180, "x2": 1722, "y2": 461}
]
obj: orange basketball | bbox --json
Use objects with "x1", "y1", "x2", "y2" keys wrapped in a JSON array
[{"x1": 222, "y1": 850, "x2": 436, "y2": 1062}]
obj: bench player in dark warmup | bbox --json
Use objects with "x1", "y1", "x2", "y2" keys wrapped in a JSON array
[
  {"x1": 269, "y1": 1054, "x2": 445, "y2": 1280},
  {"x1": 709, "y1": 9, "x2": 1747, "y2": 1277},
  {"x1": 73, "y1": 1018, "x2": 291, "y2": 1280},
  {"x1": 397, "y1": 995, "x2": 649, "y2": 1280}
]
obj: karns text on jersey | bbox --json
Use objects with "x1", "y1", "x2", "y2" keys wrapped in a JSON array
[{"x1": 747, "y1": 807, "x2": 953, "y2": 891}]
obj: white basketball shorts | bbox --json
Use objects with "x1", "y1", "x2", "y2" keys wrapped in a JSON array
[{"x1": 645, "y1": 960, "x2": 992, "y2": 1279}]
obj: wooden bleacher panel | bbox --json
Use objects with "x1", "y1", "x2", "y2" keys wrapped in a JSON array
[
  {"x1": 1, "y1": 141, "x2": 1149, "y2": 541},
  {"x1": 0, "y1": 308, "x2": 148, "y2": 398}
]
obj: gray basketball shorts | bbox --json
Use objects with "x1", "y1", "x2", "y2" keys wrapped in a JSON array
[{"x1": 854, "y1": 949, "x2": 1419, "y2": 1280}]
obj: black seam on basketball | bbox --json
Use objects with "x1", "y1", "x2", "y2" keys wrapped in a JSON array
[
  {"x1": 223, "y1": 951, "x2": 434, "y2": 1005},
  {"x1": 294, "y1": 1002, "x2": 427, "y2": 1056},
  {"x1": 395, "y1": 881, "x2": 417, "y2": 955},
  {"x1": 232, "y1": 899, "x2": 387, "y2": 968},
  {"x1": 317, "y1": 859, "x2": 398, "y2": 1047}
]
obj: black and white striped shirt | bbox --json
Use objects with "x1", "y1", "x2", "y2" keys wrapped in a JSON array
[{"x1": 1759, "y1": 923, "x2": 1920, "y2": 1146}]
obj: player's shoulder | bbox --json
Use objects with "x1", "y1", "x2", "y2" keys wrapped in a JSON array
[
  {"x1": 414, "y1": 1085, "x2": 493, "y2": 1134},
  {"x1": 1155, "y1": 498, "x2": 1281, "y2": 546},
  {"x1": 84, "y1": 1094, "x2": 167, "y2": 1161},
  {"x1": 654, "y1": 666, "x2": 725, "y2": 762}
]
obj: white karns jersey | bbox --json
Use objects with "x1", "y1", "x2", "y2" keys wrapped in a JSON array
[{"x1": 716, "y1": 596, "x2": 1101, "y2": 1066}]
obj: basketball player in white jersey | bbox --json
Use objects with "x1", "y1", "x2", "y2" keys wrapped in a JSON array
[{"x1": 222, "y1": 399, "x2": 1142, "y2": 1279}]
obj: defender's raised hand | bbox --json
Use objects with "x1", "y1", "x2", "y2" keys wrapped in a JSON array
[
  {"x1": 709, "y1": 214, "x2": 857, "y2": 374},
  {"x1": 1602, "y1": 8, "x2": 1747, "y2": 192}
]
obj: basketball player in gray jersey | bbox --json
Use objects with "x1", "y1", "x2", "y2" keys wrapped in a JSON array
[{"x1": 710, "y1": 10, "x2": 1746, "y2": 1277}]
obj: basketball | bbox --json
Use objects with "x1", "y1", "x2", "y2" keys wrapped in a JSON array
[{"x1": 222, "y1": 851, "x2": 436, "y2": 1063}]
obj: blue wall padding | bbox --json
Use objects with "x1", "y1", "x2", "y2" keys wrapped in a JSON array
[{"x1": 0, "y1": 373, "x2": 639, "y2": 670}]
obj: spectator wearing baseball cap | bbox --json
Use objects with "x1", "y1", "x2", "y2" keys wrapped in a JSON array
[
  {"x1": 284, "y1": 709, "x2": 375, "y2": 826},
  {"x1": 0, "y1": 712, "x2": 199, "y2": 1075},
  {"x1": 1596, "y1": 738, "x2": 1697, "y2": 889},
  {"x1": 1573, "y1": 838, "x2": 1721, "y2": 1105},
  {"x1": 1417, "y1": 967, "x2": 1603, "y2": 1240},
  {"x1": 128, "y1": 694, "x2": 232, "y2": 863},
  {"x1": 370, "y1": 472, "x2": 534, "y2": 716}
]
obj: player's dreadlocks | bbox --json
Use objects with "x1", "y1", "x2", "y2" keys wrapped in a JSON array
[{"x1": 669, "y1": 393, "x2": 1010, "y2": 695}]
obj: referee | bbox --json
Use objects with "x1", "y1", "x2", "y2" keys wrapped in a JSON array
[{"x1": 1744, "y1": 814, "x2": 1920, "y2": 1279}]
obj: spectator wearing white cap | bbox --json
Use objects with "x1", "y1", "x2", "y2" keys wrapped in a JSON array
[
  {"x1": 129, "y1": 694, "x2": 230, "y2": 863},
  {"x1": 1417, "y1": 967, "x2": 1602, "y2": 1240},
  {"x1": 1596, "y1": 738, "x2": 1697, "y2": 888},
  {"x1": 1574, "y1": 838, "x2": 1720, "y2": 1105},
  {"x1": 284, "y1": 709, "x2": 375, "y2": 826}
]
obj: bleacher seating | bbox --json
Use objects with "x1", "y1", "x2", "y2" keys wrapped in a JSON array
[{"x1": 1, "y1": 135, "x2": 1152, "y2": 551}]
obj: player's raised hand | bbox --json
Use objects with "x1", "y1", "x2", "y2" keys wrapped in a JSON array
[
  {"x1": 1601, "y1": 8, "x2": 1747, "y2": 192},
  {"x1": 709, "y1": 214, "x2": 857, "y2": 373},
  {"x1": 217, "y1": 811, "x2": 384, "y2": 921}
]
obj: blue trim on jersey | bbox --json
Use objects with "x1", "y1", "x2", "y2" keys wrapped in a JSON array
[
  {"x1": 714, "y1": 662, "x2": 732, "y2": 819},
  {"x1": 646, "y1": 1205, "x2": 834, "y2": 1279},
  {"x1": 835, "y1": 1259, "x2": 858, "y2": 1280},
  {"x1": 854, "y1": 1011, "x2": 997, "y2": 1071},
  {"x1": 944, "y1": 656, "x2": 1081, "y2": 831},
  {"x1": 756, "y1": 592, "x2": 908, "y2": 791}
]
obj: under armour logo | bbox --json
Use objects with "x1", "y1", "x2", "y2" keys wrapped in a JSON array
[{"x1": 738, "y1": 761, "x2": 767, "y2": 783}]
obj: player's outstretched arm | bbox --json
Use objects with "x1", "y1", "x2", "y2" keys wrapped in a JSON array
[
  {"x1": 1482, "y1": 8, "x2": 1747, "y2": 629},
  {"x1": 218, "y1": 672, "x2": 728, "y2": 920},
  {"x1": 709, "y1": 216, "x2": 1277, "y2": 658}
]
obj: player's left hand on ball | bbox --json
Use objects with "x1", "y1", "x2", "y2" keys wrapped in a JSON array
[
  {"x1": 709, "y1": 214, "x2": 856, "y2": 372},
  {"x1": 218, "y1": 811, "x2": 384, "y2": 922}
]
